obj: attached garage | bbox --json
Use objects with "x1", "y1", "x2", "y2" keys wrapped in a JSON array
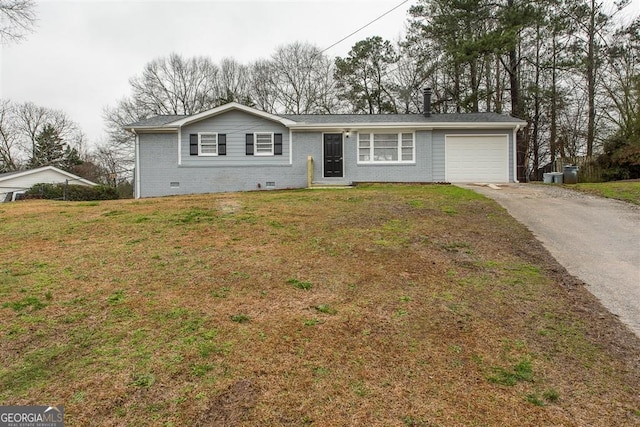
[{"x1": 445, "y1": 135, "x2": 510, "y2": 183}]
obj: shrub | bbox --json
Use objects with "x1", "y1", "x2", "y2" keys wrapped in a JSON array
[{"x1": 25, "y1": 183, "x2": 119, "y2": 201}]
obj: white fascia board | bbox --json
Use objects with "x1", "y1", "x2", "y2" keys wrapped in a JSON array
[{"x1": 168, "y1": 102, "x2": 296, "y2": 127}]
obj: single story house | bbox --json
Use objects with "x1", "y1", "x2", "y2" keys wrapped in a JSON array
[
  {"x1": 0, "y1": 166, "x2": 97, "y2": 202},
  {"x1": 125, "y1": 90, "x2": 526, "y2": 199}
]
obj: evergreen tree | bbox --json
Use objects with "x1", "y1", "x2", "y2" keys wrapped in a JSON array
[
  {"x1": 334, "y1": 36, "x2": 399, "y2": 114},
  {"x1": 29, "y1": 123, "x2": 82, "y2": 171}
]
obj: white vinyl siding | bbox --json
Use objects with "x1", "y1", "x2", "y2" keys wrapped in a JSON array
[
  {"x1": 358, "y1": 131, "x2": 415, "y2": 164},
  {"x1": 255, "y1": 132, "x2": 274, "y2": 156},
  {"x1": 198, "y1": 133, "x2": 218, "y2": 156}
]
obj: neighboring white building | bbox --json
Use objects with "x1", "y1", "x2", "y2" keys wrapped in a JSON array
[{"x1": 0, "y1": 166, "x2": 97, "y2": 202}]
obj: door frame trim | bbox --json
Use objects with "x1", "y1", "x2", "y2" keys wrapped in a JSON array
[{"x1": 322, "y1": 132, "x2": 345, "y2": 178}]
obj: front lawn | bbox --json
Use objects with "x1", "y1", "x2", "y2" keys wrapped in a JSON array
[
  {"x1": 567, "y1": 181, "x2": 640, "y2": 205},
  {"x1": 1, "y1": 184, "x2": 638, "y2": 426}
]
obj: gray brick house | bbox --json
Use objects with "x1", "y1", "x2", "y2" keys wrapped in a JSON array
[{"x1": 125, "y1": 95, "x2": 526, "y2": 198}]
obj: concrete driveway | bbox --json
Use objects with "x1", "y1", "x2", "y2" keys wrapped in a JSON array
[{"x1": 459, "y1": 183, "x2": 640, "y2": 338}]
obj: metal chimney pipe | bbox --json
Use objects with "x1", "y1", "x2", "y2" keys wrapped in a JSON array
[{"x1": 423, "y1": 87, "x2": 432, "y2": 117}]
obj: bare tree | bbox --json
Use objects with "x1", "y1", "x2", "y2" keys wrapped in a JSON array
[
  {"x1": 216, "y1": 57, "x2": 252, "y2": 105},
  {"x1": 92, "y1": 139, "x2": 133, "y2": 185},
  {"x1": 14, "y1": 102, "x2": 82, "y2": 161},
  {"x1": 0, "y1": 99, "x2": 19, "y2": 171},
  {"x1": 250, "y1": 59, "x2": 279, "y2": 113},
  {"x1": 103, "y1": 98, "x2": 146, "y2": 149},
  {"x1": 128, "y1": 53, "x2": 220, "y2": 115},
  {"x1": 267, "y1": 42, "x2": 339, "y2": 114},
  {"x1": 0, "y1": 0, "x2": 36, "y2": 44}
]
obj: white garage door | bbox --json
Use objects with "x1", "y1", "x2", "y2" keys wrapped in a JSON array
[{"x1": 445, "y1": 135, "x2": 509, "y2": 182}]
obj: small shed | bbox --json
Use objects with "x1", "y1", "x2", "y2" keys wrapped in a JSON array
[{"x1": 0, "y1": 166, "x2": 97, "y2": 202}]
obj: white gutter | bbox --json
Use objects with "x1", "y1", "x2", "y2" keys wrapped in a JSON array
[{"x1": 513, "y1": 124, "x2": 521, "y2": 183}]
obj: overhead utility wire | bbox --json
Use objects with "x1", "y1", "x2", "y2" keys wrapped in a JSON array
[{"x1": 318, "y1": 0, "x2": 410, "y2": 56}]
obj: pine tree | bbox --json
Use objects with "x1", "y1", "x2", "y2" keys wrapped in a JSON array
[
  {"x1": 29, "y1": 123, "x2": 82, "y2": 171},
  {"x1": 30, "y1": 124, "x2": 64, "y2": 167}
]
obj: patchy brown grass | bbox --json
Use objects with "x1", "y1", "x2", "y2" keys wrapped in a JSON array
[{"x1": 0, "y1": 184, "x2": 638, "y2": 426}]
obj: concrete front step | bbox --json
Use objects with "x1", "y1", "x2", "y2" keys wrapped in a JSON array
[{"x1": 309, "y1": 182, "x2": 353, "y2": 189}]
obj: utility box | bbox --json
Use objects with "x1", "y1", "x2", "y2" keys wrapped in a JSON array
[{"x1": 563, "y1": 165, "x2": 579, "y2": 184}]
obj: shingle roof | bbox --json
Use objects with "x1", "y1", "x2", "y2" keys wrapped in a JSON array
[
  {"x1": 125, "y1": 107, "x2": 525, "y2": 130},
  {"x1": 283, "y1": 112, "x2": 524, "y2": 124},
  {"x1": 0, "y1": 170, "x2": 23, "y2": 179},
  {"x1": 125, "y1": 115, "x2": 188, "y2": 128}
]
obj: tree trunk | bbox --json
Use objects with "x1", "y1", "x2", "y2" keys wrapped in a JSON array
[
  {"x1": 586, "y1": 0, "x2": 597, "y2": 158},
  {"x1": 505, "y1": 0, "x2": 525, "y2": 181},
  {"x1": 532, "y1": 23, "x2": 542, "y2": 181}
]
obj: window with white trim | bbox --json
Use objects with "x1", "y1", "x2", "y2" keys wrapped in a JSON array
[
  {"x1": 199, "y1": 133, "x2": 218, "y2": 156},
  {"x1": 254, "y1": 132, "x2": 274, "y2": 156},
  {"x1": 358, "y1": 131, "x2": 415, "y2": 163}
]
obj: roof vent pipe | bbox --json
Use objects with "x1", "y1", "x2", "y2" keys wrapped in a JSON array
[{"x1": 423, "y1": 87, "x2": 432, "y2": 117}]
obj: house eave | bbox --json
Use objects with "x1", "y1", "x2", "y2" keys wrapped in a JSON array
[{"x1": 124, "y1": 126, "x2": 179, "y2": 134}]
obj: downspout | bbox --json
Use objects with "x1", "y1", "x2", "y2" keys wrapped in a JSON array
[
  {"x1": 513, "y1": 125, "x2": 521, "y2": 183},
  {"x1": 177, "y1": 125, "x2": 182, "y2": 166},
  {"x1": 289, "y1": 129, "x2": 293, "y2": 165},
  {"x1": 132, "y1": 129, "x2": 141, "y2": 199}
]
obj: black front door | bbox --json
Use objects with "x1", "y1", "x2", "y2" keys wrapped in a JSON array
[{"x1": 323, "y1": 134, "x2": 343, "y2": 178}]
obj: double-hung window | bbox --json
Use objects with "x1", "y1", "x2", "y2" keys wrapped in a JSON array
[
  {"x1": 245, "y1": 133, "x2": 283, "y2": 156},
  {"x1": 199, "y1": 133, "x2": 218, "y2": 156},
  {"x1": 358, "y1": 131, "x2": 415, "y2": 163},
  {"x1": 254, "y1": 132, "x2": 274, "y2": 156},
  {"x1": 189, "y1": 133, "x2": 226, "y2": 156}
]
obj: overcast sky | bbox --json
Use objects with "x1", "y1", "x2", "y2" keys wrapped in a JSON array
[{"x1": 1, "y1": 0, "x2": 639, "y2": 148}]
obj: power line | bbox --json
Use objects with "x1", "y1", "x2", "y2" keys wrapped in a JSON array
[{"x1": 318, "y1": 0, "x2": 410, "y2": 56}]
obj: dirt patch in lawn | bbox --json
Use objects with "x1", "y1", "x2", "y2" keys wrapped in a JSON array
[{"x1": 0, "y1": 184, "x2": 638, "y2": 426}]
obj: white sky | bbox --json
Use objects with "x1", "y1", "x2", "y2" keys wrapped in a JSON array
[{"x1": 1, "y1": 0, "x2": 639, "y2": 148}]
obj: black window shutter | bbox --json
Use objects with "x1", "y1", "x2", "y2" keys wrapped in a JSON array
[
  {"x1": 245, "y1": 134, "x2": 254, "y2": 155},
  {"x1": 274, "y1": 133, "x2": 283, "y2": 155},
  {"x1": 190, "y1": 134, "x2": 198, "y2": 155},
  {"x1": 218, "y1": 134, "x2": 226, "y2": 155}
]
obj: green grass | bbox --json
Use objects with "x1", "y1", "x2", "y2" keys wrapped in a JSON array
[
  {"x1": 488, "y1": 359, "x2": 534, "y2": 386},
  {"x1": 287, "y1": 278, "x2": 313, "y2": 290},
  {"x1": 568, "y1": 181, "x2": 640, "y2": 205}
]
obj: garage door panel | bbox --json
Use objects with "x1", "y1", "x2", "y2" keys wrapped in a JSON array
[{"x1": 445, "y1": 136, "x2": 509, "y2": 182}]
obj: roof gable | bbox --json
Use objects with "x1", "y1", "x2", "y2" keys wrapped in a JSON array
[{"x1": 168, "y1": 103, "x2": 297, "y2": 128}]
